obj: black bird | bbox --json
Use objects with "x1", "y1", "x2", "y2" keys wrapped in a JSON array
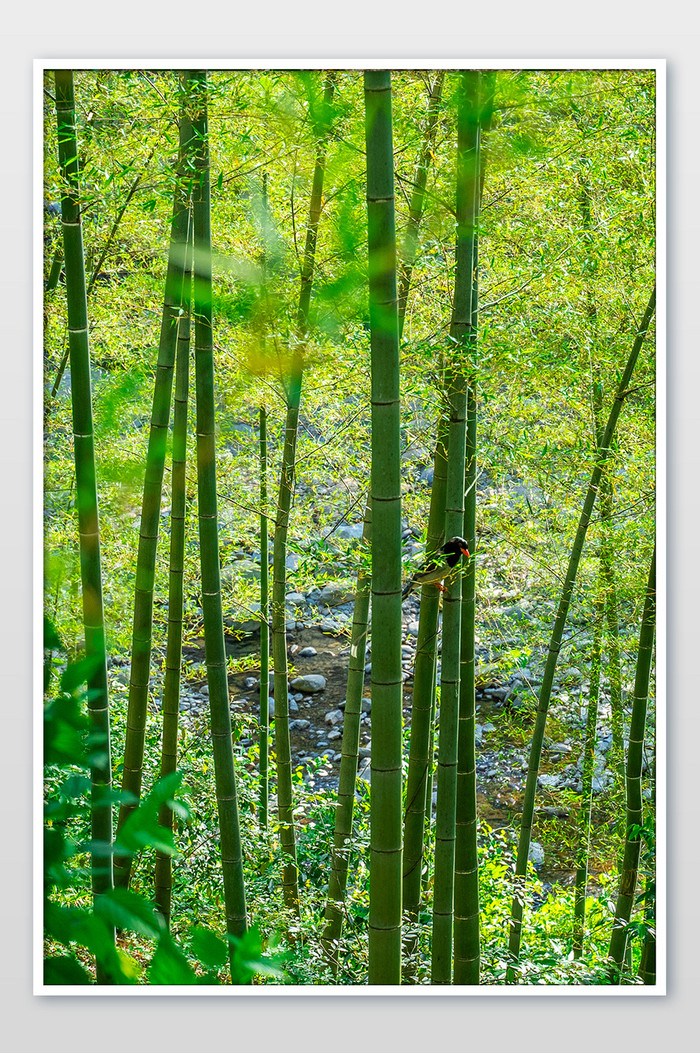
[{"x1": 402, "y1": 536, "x2": 470, "y2": 598}]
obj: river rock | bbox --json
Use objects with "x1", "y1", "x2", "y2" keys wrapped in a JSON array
[
  {"x1": 299, "y1": 646, "x2": 317, "y2": 657},
  {"x1": 336, "y1": 523, "x2": 364, "y2": 541},
  {"x1": 315, "y1": 584, "x2": 354, "y2": 607},
  {"x1": 528, "y1": 841, "x2": 545, "y2": 867},
  {"x1": 291, "y1": 674, "x2": 327, "y2": 693},
  {"x1": 537, "y1": 773, "x2": 561, "y2": 788},
  {"x1": 286, "y1": 592, "x2": 306, "y2": 607},
  {"x1": 289, "y1": 719, "x2": 310, "y2": 730},
  {"x1": 325, "y1": 708, "x2": 344, "y2": 726}
]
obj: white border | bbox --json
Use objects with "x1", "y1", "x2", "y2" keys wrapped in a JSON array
[{"x1": 34, "y1": 57, "x2": 666, "y2": 997}]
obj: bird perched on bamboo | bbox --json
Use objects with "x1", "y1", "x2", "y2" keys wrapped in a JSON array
[{"x1": 402, "y1": 536, "x2": 470, "y2": 598}]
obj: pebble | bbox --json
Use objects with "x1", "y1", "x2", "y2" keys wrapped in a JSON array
[
  {"x1": 325, "y1": 708, "x2": 344, "y2": 726},
  {"x1": 290, "y1": 673, "x2": 327, "y2": 693},
  {"x1": 299, "y1": 646, "x2": 318, "y2": 657}
]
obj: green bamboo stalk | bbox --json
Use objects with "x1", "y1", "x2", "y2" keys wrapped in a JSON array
[
  {"x1": 258, "y1": 172, "x2": 271, "y2": 831},
  {"x1": 402, "y1": 416, "x2": 448, "y2": 938},
  {"x1": 321, "y1": 507, "x2": 372, "y2": 973},
  {"x1": 431, "y1": 70, "x2": 478, "y2": 985},
  {"x1": 572, "y1": 574, "x2": 604, "y2": 958},
  {"x1": 637, "y1": 756, "x2": 656, "y2": 985},
  {"x1": 608, "y1": 547, "x2": 656, "y2": 978},
  {"x1": 271, "y1": 71, "x2": 336, "y2": 914},
  {"x1": 114, "y1": 76, "x2": 193, "y2": 890},
  {"x1": 364, "y1": 69, "x2": 403, "y2": 986},
  {"x1": 397, "y1": 71, "x2": 445, "y2": 340},
  {"x1": 154, "y1": 213, "x2": 193, "y2": 926},
  {"x1": 397, "y1": 74, "x2": 455, "y2": 962},
  {"x1": 453, "y1": 70, "x2": 485, "y2": 987},
  {"x1": 188, "y1": 69, "x2": 248, "y2": 954},
  {"x1": 507, "y1": 286, "x2": 656, "y2": 970},
  {"x1": 259, "y1": 404, "x2": 270, "y2": 829},
  {"x1": 54, "y1": 69, "x2": 114, "y2": 979},
  {"x1": 45, "y1": 246, "x2": 63, "y2": 292}
]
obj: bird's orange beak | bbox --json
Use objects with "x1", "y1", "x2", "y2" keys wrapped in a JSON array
[{"x1": 461, "y1": 547, "x2": 470, "y2": 558}]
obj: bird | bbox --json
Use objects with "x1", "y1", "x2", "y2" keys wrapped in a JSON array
[{"x1": 402, "y1": 536, "x2": 470, "y2": 598}]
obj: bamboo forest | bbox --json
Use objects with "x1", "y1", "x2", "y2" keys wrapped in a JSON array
[{"x1": 41, "y1": 65, "x2": 658, "y2": 989}]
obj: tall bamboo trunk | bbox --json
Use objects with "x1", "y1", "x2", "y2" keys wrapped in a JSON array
[
  {"x1": 397, "y1": 71, "x2": 445, "y2": 339},
  {"x1": 321, "y1": 508, "x2": 372, "y2": 973},
  {"x1": 608, "y1": 547, "x2": 656, "y2": 977},
  {"x1": 402, "y1": 415, "x2": 448, "y2": 938},
  {"x1": 271, "y1": 72, "x2": 336, "y2": 914},
  {"x1": 114, "y1": 78, "x2": 194, "y2": 889},
  {"x1": 431, "y1": 70, "x2": 480, "y2": 985},
  {"x1": 188, "y1": 70, "x2": 248, "y2": 958},
  {"x1": 259, "y1": 405, "x2": 270, "y2": 829},
  {"x1": 154, "y1": 216, "x2": 193, "y2": 926},
  {"x1": 572, "y1": 574, "x2": 604, "y2": 958},
  {"x1": 54, "y1": 70, "x2": 114, "y2": 979},
  {"x1": 453, "y1": 69, "x2": 489, "y2": 987},
  {"x1": 364, "y1": 69, "x2": 403, "y2": 986},
  {"x1": 507, "y1": 287, "x2": 656, "y2": 970}
]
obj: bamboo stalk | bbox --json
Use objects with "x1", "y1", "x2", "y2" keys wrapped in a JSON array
[
  {"x1": 432, "y1": 70, "x2": 479, "y2": 985},
  {"x1": 54, "y1": 68, "x2": 114, "y2": 981},
  {"x1": 397, "y1": 71, "x2": 445, "y2": 340},
  {"x1": 259, "y1": 404, "x2": 270, "y2": 829},
  {"x1": 271, "y1": 71, "x2": 336, "y2": 914},
  {"x1": 453, "y1": 70, "x2": 486, "y2": 987},
  {"x1": 321, "y1": 507, "x2": 371, "y2": 974},
  {"x1": 572, "y1": 574, "x2": 604, "y2": 957},
  {"x1": 154, "y1": 212, "x2": 193, "y2": 926},
  {"x1": 188, "y1": 69, "x2": 248, "y2": 956},
  {"x1": 608, "y1": 547, "x2": 656, "y2": 978},
  {"x1": 114, "y1": 76, "x2": 193, "y2": 889},
  {"x1": 364, "y1": 69, "x2": 403, "y2": 986}
]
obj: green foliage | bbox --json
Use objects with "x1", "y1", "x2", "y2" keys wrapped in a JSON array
[
  {"x1": 43, "y1": 67, "x2": 656, "y2": 986},
  {"x1": 43, "y1": 625, "x2": 284, "y2": 985}
]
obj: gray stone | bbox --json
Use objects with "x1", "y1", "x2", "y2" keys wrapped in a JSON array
[
  {"x1": 298, "y1": 646, "x2": 318, "y2": 657},
  {"x1": 290, "y1": 673, "x2": 327, "y2": 693},
  {"x1": 336, "y1": 523, "x2": 365, "y2": 541},
  {"x1": 528, "y1": 841, "x2": 545, "y2": 867},
  {"x1": 328, "y1": 729, "x2": 342, "y2": 741},
  {"x1": 537, "y1": 773, "x2": 561, "y2": 788},
  {"x1": 361, "y1": 697, "x2": 372, "y2": 713},
  {"x1": 548, "y1": 742, "x2": 572, "y2": 756},
  {"x1": 406, "y1": 620, "x2": 420, "y2": 636},
  {"x1": 324, "y1": 708, "x2": 344, "y2": 726},
  {"x1": 315, "y1": 583, "x2": 354, "y2": 607},
  {"x1": 289, "y1": 719, "x2": 310, "y2": 731},
  {"x1": 286, "y1": 592, "x2": 306, "y2": 607}
]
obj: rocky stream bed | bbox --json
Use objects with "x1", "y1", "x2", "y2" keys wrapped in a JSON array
[{"x1": 108, "y1": 561, "x2": 638, "y2": 895}]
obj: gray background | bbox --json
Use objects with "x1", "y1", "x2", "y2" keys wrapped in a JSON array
[{"x1": 5, "y1": 6, "x2": 696, "y2": 1050}]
